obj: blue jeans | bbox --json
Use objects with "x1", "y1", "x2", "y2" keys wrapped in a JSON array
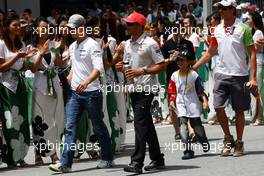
[{"x1": 60, "y1": 90, "x2": 113, "y2": 167}]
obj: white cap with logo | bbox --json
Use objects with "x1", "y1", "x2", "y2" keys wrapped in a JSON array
[
  {"x1": 66, "y1": 14, "x2": 86, "y2": 28},
  {"x1": 214, "y1": 0, "x2": 237, "y2": 8}
]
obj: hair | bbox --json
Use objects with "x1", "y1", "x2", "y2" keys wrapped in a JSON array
[
  {"x1": 3, "y1": 13, "x2": 23, "y2": 52},
  {"x1": 185, "y1": 14, "x2": 197, "y2": 27},
  {"x1": 86, "y1": 16, "x2": 99, "y2": 29},
  {"x1": 0, "y1": 9, "x2": 4, "y2": 15},
  {"x1": 188, "y1": 3, "x2": 194, "y2": 7},
  {"x1": 32, "y1": 17, "x2": 49, "y2": 47},
  {"x1": 211, "y1": 12, "x2": 221, "y2": 24},
  {"x1": 180, "y1": 4, "x2": 187, "y2": 11},
  {"x1": 57, "y1": 15, "x2": 69, "y2": 27},
  {"x1": 206, "y1": 14, "x2": 212, "y2": 23},
  {"x1": 249, "y1": 12, "x2": 264, "y2": 36},
  {"x1": 56, "y1": 15, "x2": 74, "y2": 47},
  {"x1": 24, "y1": 8, "x2": 32, "y2": 14}
]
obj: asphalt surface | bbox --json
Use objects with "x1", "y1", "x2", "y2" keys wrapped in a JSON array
[{"x1": 1, "y1": 123, "x2": 264, "y2": 176}]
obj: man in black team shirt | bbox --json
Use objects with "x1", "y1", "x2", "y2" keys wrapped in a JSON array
[{"x1": 162, "y1": 20, "x2": 196, "y2": 141}]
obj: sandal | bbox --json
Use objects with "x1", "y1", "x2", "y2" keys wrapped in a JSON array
[
  {"x1": 161, "y1": 119, "x2": 172, "y2": 125},
  {"x1": 87, "y1": 151, "x2": 100, "y2": 160},
  {"x1": 252, "y1": 119, "x2": 261, "y2": 126},
  {"x1": 50, "y1": 153, "x2": 60, "y2": 164},
  {"x1": 208, "y1": 120, "x2": 220, "y2": 125},
  {"x1": 35, "y1": 157, "x2": 44, "y2": 166},
  {"x1": 19, "y1": 160, "x2": 29, "y2": 167},
  {"x1": 153, "y1": 118, "x2": 160, "y2": 124},
  {"x1": 73, "y1": 157, "x2": 81, "y2": 163}
]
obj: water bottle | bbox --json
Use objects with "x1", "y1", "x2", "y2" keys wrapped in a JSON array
[{"x1": 123, "y1": 61, "x2": 134, "y2": 84}]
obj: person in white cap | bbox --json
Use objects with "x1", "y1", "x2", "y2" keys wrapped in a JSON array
[
  {"x1": 48, "y1": 14, "x2": 114, "y2": 173},
  {"x1": 115, "y1": 11, "x2": 166, "y2": 174},
  {"x1": 193, "y1": 0, "x2": 257, "y2": 157}
]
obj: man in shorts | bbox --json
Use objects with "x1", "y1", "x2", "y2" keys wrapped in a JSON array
[{"x1": 193, "y1": 0, "x2": 257, "y2": 157}]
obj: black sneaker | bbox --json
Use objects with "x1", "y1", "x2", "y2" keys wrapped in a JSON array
[
  {"x1": 182, "y1": 150, "x2": 194, "y2": 160},
  {"x1": 124, "y1": 161, "x2": 143, "y2": 174},
  {"x1": 144, "y1": 154, "x2": 165, "y2": 171}
]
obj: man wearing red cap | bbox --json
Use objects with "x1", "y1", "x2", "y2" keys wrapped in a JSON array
[{"x1": 117, "y1": 12, "x2": 166, "y2": 174}]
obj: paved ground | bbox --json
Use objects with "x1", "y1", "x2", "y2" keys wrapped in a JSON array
[{"x1": 1, "y1": 123, "x2": 264, "y2": 176}]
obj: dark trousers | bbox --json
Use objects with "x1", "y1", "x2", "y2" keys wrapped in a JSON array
[
  {"x1": 130, "y1": 93, "x2": 162, "y2": 165},
  {"x1": 179, "y1": 117, "x2": 208, "y2": 152}
]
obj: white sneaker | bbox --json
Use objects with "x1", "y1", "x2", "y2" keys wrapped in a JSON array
[
  {"x1": 48, "y1": 162, "x2": 72, "y2": 173},
  {"x1": 96, "y1": 160, "x2": 114, "y2": 169}
]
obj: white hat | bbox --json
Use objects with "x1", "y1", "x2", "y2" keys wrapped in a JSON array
[
  {"x1": 66, "y1": 14, "x2": 86, "y2": 28},
  {"x1": 240, "y1": 2, "x2": 251, "y2": 9},
  {"x1": 236, "y1": 4, "x2": 242, "y2": 10},
  {"x1": 214, "y1": 0, "x2": 237, "y2": 8}
]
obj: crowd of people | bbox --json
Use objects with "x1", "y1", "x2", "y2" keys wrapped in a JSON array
[{"x1": 0, "y1": 0, "x2": 264, "y2": 174}]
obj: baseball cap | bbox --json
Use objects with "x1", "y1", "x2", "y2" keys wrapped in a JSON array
[
  {"x1": 66, "y1": 14, "x2": 86, "y2": 28},
  {"x1": 176, "y1": 50, "x2": 191, "y2": 61},
  {"x1": 122, "y1": 12, "x2": 147, "y2": 26},
  {"x1": 247, "y1": 6, "x2": 254, "y2": 11},
  {"x1": 214, "y1": 0, "x2": 237, "y2": 8}
]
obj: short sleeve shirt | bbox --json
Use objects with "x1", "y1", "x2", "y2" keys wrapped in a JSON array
[
  {"x1": 210, "y1": 18, "x2": 254, "y2": 76},
  {"x1": 168, "y1": 70, "x2": 203, "y2": 118},
  {"x1": 0, "y1": 40, "x2": 25, "y2": 93},
  {"x1": 252, "y1": 30, "x2": 264, "y2": 61},
  {"x1": 186, "y1": 33, "x2": 200, "y2": 48},
  {"x1": 69, "y1": 37, "x2": 104, "y2": 92},
  {"x1": 123, "y1": 33, "x2": 164, "y2": 93}
]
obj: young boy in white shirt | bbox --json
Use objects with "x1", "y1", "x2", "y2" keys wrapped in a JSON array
[{"x1": 168, "y1": 50, "x2": 210, "y2": 159}]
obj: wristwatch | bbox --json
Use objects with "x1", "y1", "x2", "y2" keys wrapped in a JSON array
[{"x1": 143, "y1": 67, "x2": 148, "y2": 75}]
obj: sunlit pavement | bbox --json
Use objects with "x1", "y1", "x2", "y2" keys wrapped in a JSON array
[{"x1": 1, "y1": 123, "x2": 264, "y2": 176}]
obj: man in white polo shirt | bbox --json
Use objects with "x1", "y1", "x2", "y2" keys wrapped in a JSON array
[
  {"x1": 116, "y1": 12, "x2": 166, "y2": 174},
  {"x1": 49, "y1": 14, "x2": 113, "y2": 173},
  {"x1": 193, "y1": 0, "x2": 257, "y2": 157}
]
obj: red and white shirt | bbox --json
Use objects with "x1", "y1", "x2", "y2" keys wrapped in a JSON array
[{"x1": 168, "y1": 70, "x2": 204, "y2": 118}]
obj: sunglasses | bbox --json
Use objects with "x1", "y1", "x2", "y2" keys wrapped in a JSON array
[{"x1": 126, "y1": 22, "x2": 135, "y2": 26}]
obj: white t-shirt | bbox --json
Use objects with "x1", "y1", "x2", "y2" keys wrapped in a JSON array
[
  {"x1": 186, "y1": 33, "x2": 200, "y2": 48},
  {"x1": 0, "y1": 40, "x2": 25, "y2": 93},
  {"x1": 69, "y1": 37, "x2": 104, "y2": 92},
  {"x1": 252, "y1": 29, "x2": 264, "y2": 64},
  {"x1": 170, "y1": 70, "x2": 203, "y2": 118}
]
